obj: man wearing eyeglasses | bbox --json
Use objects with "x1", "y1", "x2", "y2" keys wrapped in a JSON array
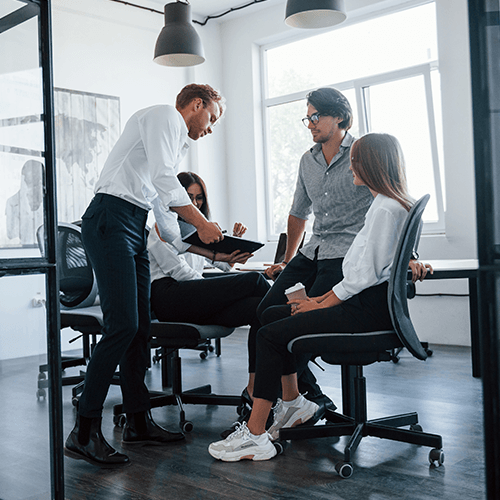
[{"x1": 257, "y1": 87, "x2": 373, "y2": 414}]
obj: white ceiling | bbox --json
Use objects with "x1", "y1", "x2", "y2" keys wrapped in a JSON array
[{"x1": 145, "y1": 0, "x2": 285, "y2": 21}]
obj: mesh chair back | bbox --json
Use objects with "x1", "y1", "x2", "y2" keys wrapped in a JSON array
[
  {"x1": 37, "y1": 223, "x2": 98, "y2": 309},
  {"x1": 388, "y1": 195, "x2": 430, "y2": 360}
]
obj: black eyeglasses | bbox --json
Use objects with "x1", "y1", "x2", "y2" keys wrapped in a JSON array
[{"x1": 302, "y1": 112, "x2": 324, "y2": 127}]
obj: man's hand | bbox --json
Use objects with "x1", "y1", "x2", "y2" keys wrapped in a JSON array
[
  {"x1": 409, "y1": 260, "x2": 433, "y2": 283},
  {"x1": 197, "y1": 221, "x2": 223, "y2": 244},
  {"x1": 265, "y1": 262, "x2": 286, "y2": 281}
]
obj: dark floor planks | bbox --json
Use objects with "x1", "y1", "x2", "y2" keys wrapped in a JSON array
[{"x1": 0, "y1": 329, "x2": 486, "y2": 500}]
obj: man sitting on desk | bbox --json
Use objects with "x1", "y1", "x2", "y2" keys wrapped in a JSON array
[{"x1": 257, "y1": 88, "x2": 374, "y2": 413}]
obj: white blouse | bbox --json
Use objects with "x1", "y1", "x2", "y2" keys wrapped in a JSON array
[
  {"x1": 148, "y1": 225, "x2": 231, "y2": 284},
  {"x1": 332, "y1": 194, "x2": 409, "y2": 302}
]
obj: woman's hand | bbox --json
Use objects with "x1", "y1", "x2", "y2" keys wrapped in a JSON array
[
  {"x1": 288, "y1": 298, "x2": 322, "y2": 316},
  {"x1": 409, "y1": 259, "x2": 433, "y2": 283},
  {"x1": 232, "y1": 222, "x2": 247, "y2": 238},
  {"x1": 216, "y1": 250, "x2": 253, "y2": 266}
]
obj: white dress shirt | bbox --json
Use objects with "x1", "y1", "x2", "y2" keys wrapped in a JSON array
[
  {"x1": 148, "y1": 225, "x2": 231, "y2": 283},
  {"x1": 333, "y1": 194, "x2": 409, "y2": 301},
  {"x1": 95, "y1": 105, "x2": 192, "y2": 212}
]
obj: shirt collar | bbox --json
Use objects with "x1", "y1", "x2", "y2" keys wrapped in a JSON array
[
  {"x1": 309, "y1": 131, "x2": 354, "y2": 154},
  {"x1": 176, "y1": 107, "x2": 190, "y2": 147}
]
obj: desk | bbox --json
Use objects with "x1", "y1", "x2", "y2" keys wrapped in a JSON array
[{"x1": 419, "y1": 259, "x2": 479, "y2": 378}]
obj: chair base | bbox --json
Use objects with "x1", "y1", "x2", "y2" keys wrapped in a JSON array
[
  {"x1": 280, "y1": 408, "x2": 443, "y2": 477},
  {"x1": 112, "y1": 349, "x2": 242, "y2": 433},
  {"x1": 279, "y1": 366, "x2": 444, "y2": 478}
]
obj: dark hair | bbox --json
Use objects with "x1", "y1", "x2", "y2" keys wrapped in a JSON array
[
  {"x1": 306, "y1": 87, "x2": 353, "y2": 130},
  {"x1": 176, "y1": 84, "x2": 225, "y2": 117},
  {"x1": 350, "y1": 133, "x2": 413, "y2": 211},
  {"x1": 177, "y1": 171, "x2": 210, "y2": 219}
]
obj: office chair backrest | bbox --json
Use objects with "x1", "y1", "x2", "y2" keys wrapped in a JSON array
[
  {"x1": 37, "y1": 223, "x2": 98, "y2": 309},
  {"x1": 388, "y1": 194, "x2": 430, "y2": 361}
]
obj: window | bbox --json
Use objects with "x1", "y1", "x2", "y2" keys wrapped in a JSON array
[{"x1": 262, "y1": 1, "x2": 444, "y2": 238}]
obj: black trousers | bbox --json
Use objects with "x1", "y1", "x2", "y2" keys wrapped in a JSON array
[
  {"x1": 254, "y1": 282, "x2": 392, "y2": 402},
  {"x1": 79, "y1": 194, "x2": 151, "y2": 418},
  {"x1": 151, "y1": 271, "x2": 271, "y2": 372},
  {"x1": 257, "y1": 251, "x2": 344, "y2": 398}
]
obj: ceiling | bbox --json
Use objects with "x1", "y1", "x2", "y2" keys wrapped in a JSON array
[{"x1": 145, "y1": 0, "x2": 285, "y2": 21}]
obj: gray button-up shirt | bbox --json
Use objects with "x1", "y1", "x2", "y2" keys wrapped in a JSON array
[{"x1": 289, "y1": 132, "x2": 373, "y2": 260}]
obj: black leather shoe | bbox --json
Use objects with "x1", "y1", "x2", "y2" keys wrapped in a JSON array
[
  {"x1": 122, "y1": 411, "x2": 185, "y2": 446},
  {"x1": 64, "y1": 417, "x2": 130, "y2": 468}
]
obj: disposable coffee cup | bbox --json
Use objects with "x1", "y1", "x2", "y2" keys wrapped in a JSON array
[{"x1": 285, "y1": 282, "x2": 307, "y2": 301}]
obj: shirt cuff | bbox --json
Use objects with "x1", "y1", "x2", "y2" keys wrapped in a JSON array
[{"x1": 332, "y1": 282, "x2": 351, "y2": 302}]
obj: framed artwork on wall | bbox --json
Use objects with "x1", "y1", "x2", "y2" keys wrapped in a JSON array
[{"x1": 0, "y1": 74, "x2": 120, "y2": 249}]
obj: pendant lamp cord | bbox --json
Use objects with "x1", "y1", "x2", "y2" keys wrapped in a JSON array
[{"x1": 108, "y1": 0, "x2": 269, "y2": 26}]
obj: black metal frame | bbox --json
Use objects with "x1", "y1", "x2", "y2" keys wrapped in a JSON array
[
  {"x1": 468, "y1": 1, "x2": 500, "y2": 498},
  {"x1": 0, "y1": 1, "x2": 64, "y2": 498}
]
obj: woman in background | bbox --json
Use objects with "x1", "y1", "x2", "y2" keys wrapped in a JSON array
[{"x1": 148, "y1": 172, "x2": 271, "y2": 405}]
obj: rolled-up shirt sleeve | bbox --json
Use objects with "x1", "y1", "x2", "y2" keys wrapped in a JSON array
[
  {"x1": 333, "y1": 205, "x2": 402, "y2": 301},
  {"x1": 289, "y1": 162, "x2": 313, "y2": 221}
]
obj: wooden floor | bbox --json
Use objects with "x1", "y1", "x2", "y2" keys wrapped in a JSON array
[{"x1": 0, "y1": 329, "x2": 486, "y2": 500}]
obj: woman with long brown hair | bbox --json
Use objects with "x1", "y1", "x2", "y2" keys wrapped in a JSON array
[{"x1": 208, "y1": 133, "x2": 432, "y2": 462}]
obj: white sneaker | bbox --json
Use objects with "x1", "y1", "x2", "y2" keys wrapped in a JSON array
[
  {"x1": 208, "y1": 422, "x2": 277, "y2": 462},
  {"x1": 267, "y1": 395, "x2": 320, "y2": 441}
]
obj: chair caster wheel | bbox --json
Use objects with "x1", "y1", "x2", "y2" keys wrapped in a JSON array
[
  {"x1": 392, "y1": 357, "x2": 399, "y2": 363},
  {"x1": 208, "y1": 345, "x2": 214, "y2": 353},
  {"x1": 429, "y1": 448, "x2": 444, "y2": 465},
  {"x1": 114, "y1": 414, "x2": 127, "y2": 427},
  {"x1": 36, "y1": 388, "x2": 46, "y2": 401},
  {"x1": 425, "y1": 348, "x2": 433, "y2": 357},
  {"x1": 410, "y1": 424, "x2": 422, "y2": 432},
  {"x1": 71, "y1": 397, "x2": 79, "y2": 408},
  {"x1": 200, "y1": 352, "x2": 207, "y2": 360},
  {"x1": 181, "y1": 420, "x2": 193, "y2": 433},
  {"x1": 273, "y1": 440, "x2": 286, "y2": 455},
  {"x1": 335, "y1": 461, "x2": 353, "y2": 478}
]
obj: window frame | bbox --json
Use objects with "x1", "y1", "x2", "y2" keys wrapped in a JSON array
[{"x1": 260, "y1": 3, "x2": 444, "y2": 241}]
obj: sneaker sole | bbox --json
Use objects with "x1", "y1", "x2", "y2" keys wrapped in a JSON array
[{"x1": 208, "y1": 444, "x2": 277, "y2": 462}]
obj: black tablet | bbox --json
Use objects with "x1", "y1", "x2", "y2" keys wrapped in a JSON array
[{"x1": 182, "y1": 230, "x2": 264, "y2": 255}]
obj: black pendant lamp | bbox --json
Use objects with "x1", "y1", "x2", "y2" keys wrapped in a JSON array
[
  {"x1": 154, "y1": 1, "x2": 205, "y2": 67},
  {"x1": 285, "y1": 0, "x2": 347, "y2": 29}
]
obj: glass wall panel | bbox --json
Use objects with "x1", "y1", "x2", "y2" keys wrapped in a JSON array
[{"x1": 0, "y1": 2, "x2": 44, "y2": 256}]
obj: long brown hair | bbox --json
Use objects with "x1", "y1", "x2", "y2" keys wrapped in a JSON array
[
  {"x1": 350, "y1": 133, "x2": 413, "y2": 211},
  {"x1": 177, "y1": 171, "x2": 210, "y2": 219}
]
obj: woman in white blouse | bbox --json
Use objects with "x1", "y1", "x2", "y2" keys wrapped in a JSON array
[
  {"x1": 148, "y1": 172, "x2": 271, "y2": 406},
  {"x1": 208, "y1": 133, "x2": 432, "y2": 462}
]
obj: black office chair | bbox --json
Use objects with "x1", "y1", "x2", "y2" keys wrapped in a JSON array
[
  {"x1": 273, "y1": 231, "x2": 306, "y2": 265},
  {"x1": 279, "y1": 195, "x2": 444, "y2": 478},
  {"x1": 36, "y1": 222, "x2": 105, "y2": 404},
  {"x1": 113, "y1": 322, "x2": 242, "y2": 432}
]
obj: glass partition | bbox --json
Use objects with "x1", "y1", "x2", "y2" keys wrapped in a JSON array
[{"x1": 0, "y1": 1, "x2": 63, "y2": 498}]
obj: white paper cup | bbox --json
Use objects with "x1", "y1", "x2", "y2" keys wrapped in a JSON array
[{"x1": 285, "y1": 282, "x2": 307, "y2": 301}]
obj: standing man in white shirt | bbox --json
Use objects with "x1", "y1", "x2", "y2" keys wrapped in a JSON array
[{"x1": 64, "y1": 84, "x2": 225, "y2": 468}]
